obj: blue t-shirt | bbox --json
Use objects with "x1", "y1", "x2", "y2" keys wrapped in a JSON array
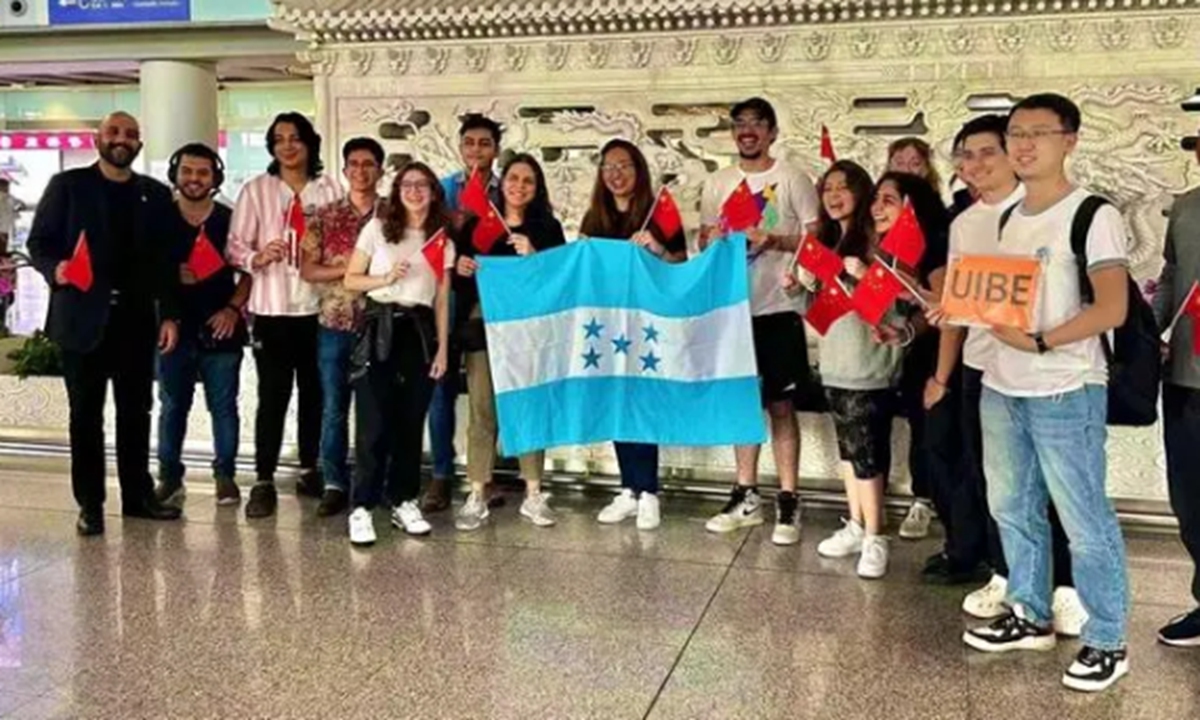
[{"x1": 441, "y1": 169, "x2": 500, "y2": 213}]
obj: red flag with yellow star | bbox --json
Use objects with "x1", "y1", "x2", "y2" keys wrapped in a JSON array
[
  {"x1": 720, "y1": 179, "x2": 762, "y2": 233},
  {"x1": 420, "y1": 229, "x2": 449, "y2": 282},
  {"x1": 850, "y1": 261, "x2": 905, "y2": 326},
  {"x1": 804, "y1": 282, "x2": 854, "y2": 336},
  {"x1": 795, "y1": 234, "x2": 843, "y2": 286}
]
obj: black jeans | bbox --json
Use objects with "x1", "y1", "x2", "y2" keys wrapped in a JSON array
[
  {"x1": 60, "y1": 303, "x2": 157, "y2": 511},
  {"x1": 963, "y1": 367, "x2": 1073, "y2": 586},
  {"x1": 251, "y1": 315, "x2": 321, "y2": 481},
  {"x1": 899, "y1": 336, "x2": 938, "y2": 500},
  {"x1": 351, "y1": 313, "x2": 435, "y2": 510},
  {"x1": 1164, "y1": 383, "x2": 1200, "y2": 603}
]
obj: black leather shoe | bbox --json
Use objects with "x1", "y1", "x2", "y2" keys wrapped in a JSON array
[
  {"x1": 316, "y1": 488, "x2": 348, "y2": 517},
  {"x1": 76, "y1": 508, "x2": 105, "y2": 536},
  {"x1": 122, "y1": 498, "x2": 183, "y2": 521},
  {"x1": 296, "y1": 470, "x2": 324, "y2": 499},
  {"x1": 246, "y1": 482, "x2": 278, "y2": 519}
]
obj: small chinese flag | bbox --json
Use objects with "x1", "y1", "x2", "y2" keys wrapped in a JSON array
[
  {"x1": 879, "y1": 200, "x2": 926, "y2": 269},
  {"x1": 186, "y1": 225, "x2": 225, "y2": 282},
  {"x1": 1182, "y1": 280, "x2": 1200, "y2": 356},
  {"x1": 804, "y1": 283, "x2": 853, "y2": 337},
  {"x1": 795, "y1": 234, "x2": 843, "y2": 286},
  {"x1": 285, "y1": 195, "x2": 306, "y2": 267},
  {"x1": 720, "y1": 179, "x2": 762, "y2": 233},
  {"x1": 421, "y1": 229, "x2": 449, "y2": 283},
  {"x1": 820, "y1": 125, "x2": 837, "y2": 163},
  {"x1": 850, "y1": 261, "x2": 906, "y2": 326},
  {"x1": 471, "y1": 201, "x2": 508, "y2": 254},
  {"x1": 62, "y1": 229, "x2": 93, "y2": 292},
  {"x1": 460, "y1": 166, "x2": 490, "y2": 217},
  {"x1": 648, "y1": 186, "x2": 683, "y2": 240}
]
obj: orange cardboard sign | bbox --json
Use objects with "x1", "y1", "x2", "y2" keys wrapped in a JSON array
[{"x1": 942, "y1": 254, "x2": 1042, "y2": 331}]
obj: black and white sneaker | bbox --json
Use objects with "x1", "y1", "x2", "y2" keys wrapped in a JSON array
[
  {"x1": 1158, "y1": 607, "x2": 1200, "y2": 648},
  {"x1": 963, "y1": 607, "x2": 1056, "y2": 653},
  {"x1": 1062, "y1": 646, "x2": 1129, "y2": 693},
  {"x1": 705, "y1": 486, "x2": 763, "y2": 534}
]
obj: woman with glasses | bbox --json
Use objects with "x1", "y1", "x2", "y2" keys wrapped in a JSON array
[
  {"x1": 453, "y1": 153, "x2": 566, "y2": 532},
  {"x1": 579, "y1": 139, "x2": 686, "y2": 531},
  {"x1": 341, "y1": 162, "x2": 452, "y2": 545}
]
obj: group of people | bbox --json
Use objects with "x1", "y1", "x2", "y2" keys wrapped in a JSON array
[{"x1": 20, "y1": 90, "x2": 1200, "y2": 695}]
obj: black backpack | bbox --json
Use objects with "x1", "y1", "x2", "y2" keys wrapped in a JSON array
[{"x1": 1000, "y1": 195, "x2": 1160, "y2": 427}]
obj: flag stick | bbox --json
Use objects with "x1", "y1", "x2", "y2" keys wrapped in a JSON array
[
  {"x1": 880, "y1": 258, "x2": 931, "y2": 310},
  {"x1": 1161, "y1": 280, "x2": 1199, "y2": 343}
]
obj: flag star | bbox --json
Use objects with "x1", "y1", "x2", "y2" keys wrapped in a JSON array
[
  {"x1": 582, "y1": 346, "x2": 602, "y2": 369},
  {"x1": 640, "y1": 351, "x2": 661, "y2": 373},
  {"x1": 583, "y1": 318, "x2": 605, "y2": 339},
  {"x1": 642, "y1": 324, "x2": 660, "y2": 343},
  {"x1": 612, "y1": 334, "x2": 632, "y2": 355}
]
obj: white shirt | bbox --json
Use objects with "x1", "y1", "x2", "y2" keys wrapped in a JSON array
[
  {"x1": 949, "y1": 184, "x2": 1026, "y2": 371},
  {"x1": 982, "y1": 187, "x2": 1128, "y2": 397},
  {"x1": 700, "y1": 159, "x2": 819, "y2": 316},
  {"x1": 355, "y1": 220, "x2": 454, "y2": 307}
]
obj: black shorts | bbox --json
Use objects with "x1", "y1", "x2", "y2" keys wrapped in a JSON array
[
  {"x1": 824, "y1": 388, "x2": 895, "y2": 480},
  {"x1": 751, "y1": 312, "x2": 811, "y2": 407}
]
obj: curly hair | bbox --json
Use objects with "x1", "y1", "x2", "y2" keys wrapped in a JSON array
[{"x1": 381, "y1": 161, "x2": 449, "y2": 245}]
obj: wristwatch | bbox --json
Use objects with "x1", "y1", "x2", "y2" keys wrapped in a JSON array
[{"x1": 1032, "y1": 332, "x2": 1050, "y2": 355}]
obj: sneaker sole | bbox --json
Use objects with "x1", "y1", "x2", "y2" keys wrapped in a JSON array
[
  {"x1": 391, "y1": 518, "x2": 432, "y2": 536},
  {"x1": 1157, "y1": 634, "x2": 1200, "y2": 648},
  {"x1": 636, "y1": 520, "x2": 661, "y2": 531},
  {"x1": 597, "y1": 510, "x2": 638, "y2": 525},
  {"x1": 705, "y1": 515, "x2": 765, "y2": 534},
  {"x1": 898, "y1": 527, "x2": 930, "y2": 540},
  {"x1": 1062, "y1": 662, "x2": 1128, "y2": 693},
  {"x1": 772, "y1": 530, "x2": 801, "y2": 546},
  {"x1": 521, "y1": 512, "x2": 556, "y2": 527},
  {"x1": 817, "y1": 545, "x2": 862, "y2": 559},
  {"x1": 216, "y1": 497, "x2": 241, "y2": 507},
  {"x1": 962, "y1": 631, "x2": 1057, "y2": 654},
  {"x1": 857, "y1": 567, "x2": 887, "y2": 580},
  {"x1": 350, "y1": 537, "x2": 376, "y2": 547}
]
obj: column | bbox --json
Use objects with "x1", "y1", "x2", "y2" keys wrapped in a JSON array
[{"x1": 139, "y1": 60, "x2": 219, "y2": 180}]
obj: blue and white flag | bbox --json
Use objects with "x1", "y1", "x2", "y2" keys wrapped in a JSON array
[{"x1": 476, "y1": 234, "x2": 767, "y2": 456}]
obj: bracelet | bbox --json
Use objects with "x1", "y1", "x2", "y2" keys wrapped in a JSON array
[{"x1": 900, "y1": 324, "x2": 916, "y2": 348}]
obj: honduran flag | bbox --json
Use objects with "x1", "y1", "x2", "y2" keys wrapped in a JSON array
[{"x1": 475, "y1": 234, "x2": 767, "y2": 455}]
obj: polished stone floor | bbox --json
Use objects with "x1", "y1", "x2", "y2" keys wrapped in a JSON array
[{"x1": 0, "y1": 462, "x2": 1197, "y2": 720}]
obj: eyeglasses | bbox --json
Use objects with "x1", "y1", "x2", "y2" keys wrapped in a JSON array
[
  {"x1": 1005, "y1": 129, "x2": 1071, "y2": 142},
  {"x1": 400, "y1": 181, "x2": 431, "y2": 192},
  {"x1": 600, "y1": 162, "x2": 635, "y2": 175}
]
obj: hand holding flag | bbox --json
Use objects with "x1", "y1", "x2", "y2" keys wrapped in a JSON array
[
  {"x1": 794, "y1": 234, "x2": 843, "y2": 286},
  {"x1": 284, "y1": 195, "x2": 306, "y2": 268},
  {"x1": 472, "y1": 200, "x2": 510, "y2": 254},
  {"x1": 804, "y1": 282, "x2": 854, "y2": 336},
  {"x1": 61, "y1": 230, "x2": 93, "y2": 292},
  {"x1": 186, "y1": 225, "x2": 226, "y2": 282},
  {"x1": 1161, "y1": 280, "x2": 1200, "y2": 354},
  {"x1": 850, "y1": 260, "x2": 906, "y2": 326},
  {"x1": 642, "y1": 186, "x2": 683, "y2": 239},
  {"x1": 419, "y1": 229, "x2": 450, "y2": 282}
]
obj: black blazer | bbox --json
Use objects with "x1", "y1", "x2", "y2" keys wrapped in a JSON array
[{"x1": 27, "y1": 164, "x2": 180, "y2": 354}]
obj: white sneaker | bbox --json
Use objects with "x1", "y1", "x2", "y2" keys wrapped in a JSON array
[
  {"x1": 1053, "y1": 586, "x2": 1089, "y2": 638},
  {"x1": 520, "y1": 491, "x2": 556, "y2": 527},
  {"x1": 963, "y1": 574, "x2": 1009, "y2": 619},
  {"x1": 391, "y1": 500, "x2": 432, "y2": 536},
  {"x1": 705, "y1": 486, "x2": 764, "y2": 534},
  {"x1": 636, "y1": 493, "x2": 661, "y2": 531},
  {"x1": 899, "y1": 500, "x2": 933, "y2": 539},
  {"x1": 349, "y1": 507, "x2": 376, "y2": 546},
  {"x1": 817, "y1": 518, "x2": 865, "y2": 558},
  {"x1": 455, "y1": 491, "x2": 490, "y2": 532},
  {"x1": 598, "y1": 489, "x2": 639, "y2": 525},
  {"x1": 857, "y1": 535, "x2": 890, "y2": 579}
]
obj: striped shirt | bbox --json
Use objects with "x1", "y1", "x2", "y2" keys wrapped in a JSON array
[{"x1": 227, "y1": 172, "x2": 344, "y2": 316}]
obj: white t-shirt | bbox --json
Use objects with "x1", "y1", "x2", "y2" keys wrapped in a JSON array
[
  {"x1": 982, "y1": 187, "x2": 1128, "y2": 397},
  {"x1": 949, "y1": 184, "x2": 1026, "y2": 371},
  {"x1": 700, "y1": 159, "x2": 819, "y2": 316},
  {"x1": 355, "y1": 220, "x2": 455, "y2": 307}
]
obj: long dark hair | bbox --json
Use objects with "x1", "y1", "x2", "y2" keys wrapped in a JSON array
[
  {"x1": 497, "y1": 153, "x2": 554, "y2": 223},
  {"x1": 817, "y1": 160, "x2": 875, "y2": 262},
  {"x1": 579, "y1": 139, "x2": 654, "y2": 238},
  {"x1": 382, "y1": 161, "x2": 448, "y2": 245},
  {"x1": 266, "y1": 112, "x2": 324, "y2": 178},
  {"x1": 887, "y1": 137, "x2": 941, "y2": 195},
  {"x1": 874, "y1": 170, "x2": 950, "y2": 275}
]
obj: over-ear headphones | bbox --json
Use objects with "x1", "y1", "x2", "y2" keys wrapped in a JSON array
[{"x1": 168, "y1": 142, "x2": 225, "y2": 193}]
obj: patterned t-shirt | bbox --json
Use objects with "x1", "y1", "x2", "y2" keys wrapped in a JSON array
[{"x1": 301, "y1": 198, "x2": 376, "y2": 332}]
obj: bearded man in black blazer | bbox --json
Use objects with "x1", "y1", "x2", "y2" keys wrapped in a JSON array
[{"x1": 28, "y1": 111, "x2": 184, "y2": 535}]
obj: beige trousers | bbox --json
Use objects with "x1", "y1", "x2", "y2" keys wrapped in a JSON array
[{"x1": 465, "y1": 349, "x2": 545, "y2": 489}]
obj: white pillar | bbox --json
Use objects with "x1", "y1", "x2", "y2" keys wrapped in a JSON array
[{"x1": 139, "y1": 60, "x2": 219, "y2": 180}]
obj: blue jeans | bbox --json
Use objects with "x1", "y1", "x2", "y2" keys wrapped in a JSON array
[
  {"x1": 317, "y1": 327, "x2": 357, "y2": 492},
  {"x1": 615, "y1": 442, "x2": 659, "y2": 494},
  {"x1": 157, "y1": 340, "x2": 242, "y2": 483},
  {"x1": 981, "y1": 385, "x2": 1129, "y2": 650},
  {"x1": 427, "y1": 292, "x2": 457, "y2": 480}
]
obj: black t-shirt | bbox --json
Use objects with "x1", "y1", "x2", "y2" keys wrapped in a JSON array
[
  {"x1": 167, "y1": 203, "x2": 245, "y2": 349},
  {"x1": 578, "y1": 208, "x2": 687, "y2": 256},
  {"x1": 103, "y1": 177, "x2": 140, "y2": 295}
]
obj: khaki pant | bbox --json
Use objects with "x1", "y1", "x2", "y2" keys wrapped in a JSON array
[{"x1": 465, "y1": 349, "x2": 544, "y2": 488}]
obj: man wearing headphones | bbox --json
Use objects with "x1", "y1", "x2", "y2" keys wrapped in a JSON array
[{"x1": 154, "y1": 143, "x2": 251, "y2": 508}]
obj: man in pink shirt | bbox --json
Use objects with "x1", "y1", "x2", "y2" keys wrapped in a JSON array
[{"x1": 227, "y1": 112, "x2": 344, "y2": 519}]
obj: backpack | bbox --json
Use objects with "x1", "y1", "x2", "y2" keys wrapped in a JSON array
[{"x1": 1000, "y1": 195, "x2": 1160, "y2": 427}]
